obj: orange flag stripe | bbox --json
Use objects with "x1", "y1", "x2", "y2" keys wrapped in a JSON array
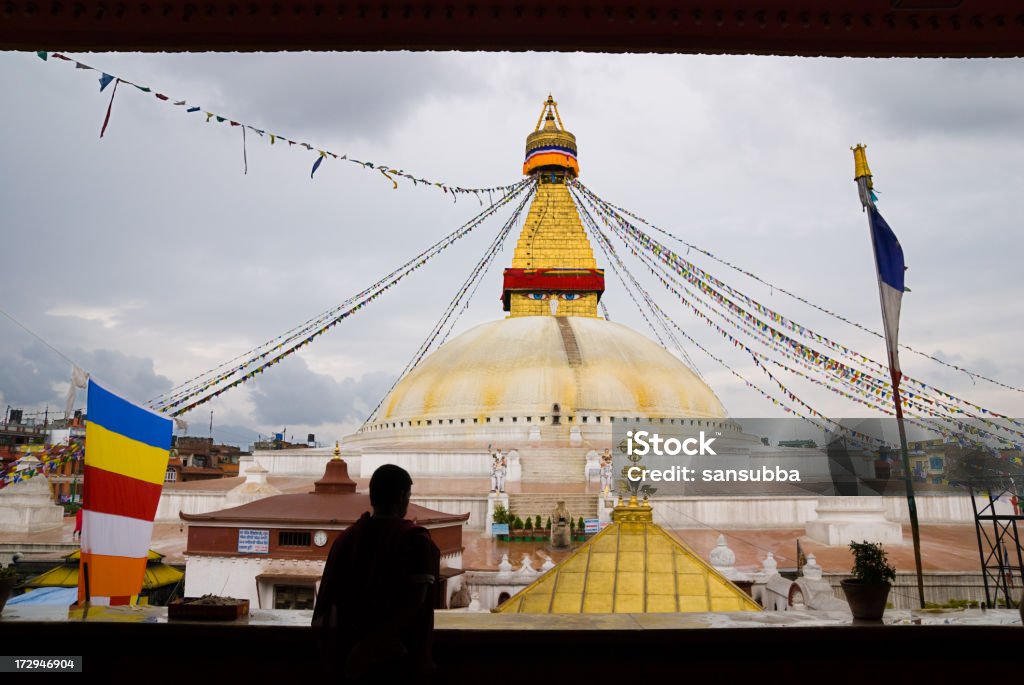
[{"x1": 77, "y1": 552, "x2": 148, "y2": 602}]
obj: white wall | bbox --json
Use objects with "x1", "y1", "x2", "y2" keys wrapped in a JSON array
[
  {"x1": 184, "y1": 555, "x2": 325, "y2": 608},
  {"x1": 360, "y1": 451, "x2": 491, "y2": 478},
  {"x1": 646, "y1": 495, "x2": 980, "y2": 529},
  {"x1": 156, "y1": 491, "x2": 228, "y2": 522}
]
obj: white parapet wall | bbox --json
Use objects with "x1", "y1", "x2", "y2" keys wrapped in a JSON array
[
  {"x1": 360, "y1": 451, "x2": 492, "y2": 478},
  {"x1": 156, "y1": 490, "x2": 230, "y2": 522},
  {"x1": 647, "y1": 495, "x2": 980, "y2": 529},
  {"x1": 649, "y1": 496, "x2": 822, "y2": 529},
  {"x1": 246, "y1": 449, "x2": 335, "y2": 476}
]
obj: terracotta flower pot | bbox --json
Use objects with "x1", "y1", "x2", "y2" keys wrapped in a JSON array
[{"x1": 841, "y1": 579, "x2": 891, "y2": 620}]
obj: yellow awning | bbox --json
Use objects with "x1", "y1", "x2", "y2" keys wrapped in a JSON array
[
  {"x1": 22, "y1": 549, "x2": 182, "y2": 590},
  {"x1": 497, "y1": 496, "x2": 761, "y2": 614}
]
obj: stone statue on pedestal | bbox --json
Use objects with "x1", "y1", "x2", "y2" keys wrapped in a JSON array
[
  {"x1": 490, "y1": 449, "x2": 507, "y2": 493},
  {"x1": 550, "y1": 500, "x2": 572, "y2": 548},
  {"x1": 599, "y1": 448, "x2": 613, "y2": 495}
]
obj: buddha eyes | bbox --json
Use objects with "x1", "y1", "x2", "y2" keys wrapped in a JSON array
[{"x1": 526, "y1": 292, "x2": 583, "y2": 301}]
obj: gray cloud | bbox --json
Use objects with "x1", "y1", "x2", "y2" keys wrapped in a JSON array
[
  {"x1": 0, "y1": 341, "x2": 172, "y2": 411},
  {"x1": 99, "y1": 51, "x2": 484, "y2": 143},
  {"x1": 247, "y1": 354, "x2": 394, "y2": 426}
]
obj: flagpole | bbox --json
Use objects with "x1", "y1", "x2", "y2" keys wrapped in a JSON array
[
  {"x1": 852, "y1": 144, "x2": 926, "y2": 609},
  {"x1": 890, "y1": 368, "x2": 926, "y2": 608}
]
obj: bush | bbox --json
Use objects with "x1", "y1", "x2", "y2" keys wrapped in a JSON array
[
  {"x1": 534, "y1": 515, "x2": 542, "y2": 529},
  {"x1": 848, "y1": 540, "x2": 896, "y2": 584},
  {"x1": 513, "y1": 516, "x2": 524, "y2": 530},
  {"x1": 525, "y1": 517, "x2": 533, "y2": 531},
  {"x1": 492, "y1": 504, "x2": 510, "y2": 524}
]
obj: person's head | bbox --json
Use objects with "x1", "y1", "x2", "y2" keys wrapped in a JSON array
[{"x1": 369, "y1": 464, "x2": 413, "y2": 517}]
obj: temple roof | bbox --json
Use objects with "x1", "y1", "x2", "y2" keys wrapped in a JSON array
[
  {"x1": 180, "y1": 458, "x2": 469, "y2": 527},
  {"x1": 496, "y1": 496, "x2": 761, "y2": 614}
]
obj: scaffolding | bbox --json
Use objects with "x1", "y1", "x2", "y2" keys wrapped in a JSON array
[{"x1": 969, "y1": 478, "x2": 1023, "y2": 608}]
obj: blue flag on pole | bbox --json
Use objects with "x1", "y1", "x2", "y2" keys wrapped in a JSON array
[{"x1": 868, "y1": 206, "x2": 905, "y2": 379}]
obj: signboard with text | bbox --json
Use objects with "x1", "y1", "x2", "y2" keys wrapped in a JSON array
[{"x1": 238, "y1": 528, "x2": 270, "y2": 553}]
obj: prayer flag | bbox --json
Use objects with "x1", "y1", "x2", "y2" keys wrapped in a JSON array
[
  {"x1": 78, "y1": 380, "x2": 172, "y2": 606},
  {"x1": 868, "y1": 206, "x2": 905, "y2": 378}
]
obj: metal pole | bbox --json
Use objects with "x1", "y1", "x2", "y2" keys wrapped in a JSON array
[
  {"x1": 890, "y1": 376, "x2": 926, "y2": 608},
  {"x1": 969, "y1": 482, "x2": 993, "y2": 607},
  {"x1": 853, "y1": 144, "x2": 925, "y2": 609}
]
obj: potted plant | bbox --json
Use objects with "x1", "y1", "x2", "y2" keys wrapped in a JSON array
[
  {"x1": 569, "y1": 517, "x2": 576, "y2": 540},
  {"x1": 512, "y1": 516, "x2": 525, "y2": 541},
  {"x1": 0, "y1": 564, "x2": 19, "y2": 616},
  {"x1": 545, "y1": 517, "x2": 552, "y2": 540},
  {"x1": 492, "y1": 504, "x2": 511, "y2": 541},
  {"x1": 524, "y1": 516, "x2": 534, "y2": 540},
  {"x1": 841, "y1": 540, "x2": 896, "y2": 620},
  {"x1": 577, "y1": 516, "x2": 587, "y2": 541},
  {"x1": 533, "y1": 515, "x2": 542, "y2": 540}
]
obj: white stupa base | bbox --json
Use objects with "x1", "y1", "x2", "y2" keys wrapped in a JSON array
[
  {"x1": 805, "y1": 497, "x2": 904, "y2": 546},
  {"x1": 0, "y1": 467, "x2": 65, "y2": 533}
]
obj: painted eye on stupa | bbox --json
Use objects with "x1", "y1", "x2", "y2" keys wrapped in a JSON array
[
  {"x1": 527, "y1": 292, "x2": 548, "y2": 300},
  {"x1": 560, "y1": 293, "x2": 583, "y2": 301}
]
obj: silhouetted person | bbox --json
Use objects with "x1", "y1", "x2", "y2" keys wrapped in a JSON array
[{"x1": 313, "y1": 464, "x2": 440, "y2": 683}]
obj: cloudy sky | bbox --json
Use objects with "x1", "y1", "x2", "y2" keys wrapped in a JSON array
[{"x1": 1, "y1": 52, "x2": 1022, "y2": 447}]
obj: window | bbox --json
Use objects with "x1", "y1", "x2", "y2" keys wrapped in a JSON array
[
  {"x1": 930, "y1": 457, "x2": 944, "y2": 470},
  {"x1": 164, "y1": 470, "x2": 177, "y2": 483},
  {"x1": 278, "y1": 531, "x2": 312, "y2": 547},
  {"x1": 274, "y1": 584, "x2": 315, "y2": 610}
]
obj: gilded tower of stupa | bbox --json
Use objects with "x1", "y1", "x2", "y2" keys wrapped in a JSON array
[
  {"x1": 502, "y1": 95, "x2": 605, "y2": 319},
  {"x1": 349, "y1": 95, "x2": 731, "y2": 450}
]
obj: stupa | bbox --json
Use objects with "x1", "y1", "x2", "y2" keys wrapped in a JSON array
[{"x1": 344, "y1": 96, "x2": 747, "y2": 486}]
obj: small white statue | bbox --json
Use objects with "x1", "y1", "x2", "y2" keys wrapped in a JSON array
[
  {"x1": 599, "y1": 448, "x2": 614, "y2": 495},
  {"x1": 490, "y1": 449, "x2": 507, "y2": 493}
]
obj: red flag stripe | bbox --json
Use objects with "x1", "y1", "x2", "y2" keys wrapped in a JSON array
[{"x1": 83, "y1": 464, "x2": 163, "y2": 521}]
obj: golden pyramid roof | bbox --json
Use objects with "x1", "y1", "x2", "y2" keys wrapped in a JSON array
[{"x1": 496, "y1": 496, "x2": 761, "y2": 614}]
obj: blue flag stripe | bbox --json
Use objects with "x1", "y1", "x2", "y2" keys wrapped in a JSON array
[
  {"x1": 869, "y1": 207, "x2": 905, "y2": 292},
  {"x1": 87, "y1": 379, "x2": 172, "y2": 450}
]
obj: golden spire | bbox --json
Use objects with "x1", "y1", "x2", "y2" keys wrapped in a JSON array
[
  {"x1": 852, "y1": 143, "x2": 873, "y2": 184},
  {"x1": 502, "y1": 95, "x2": 604, "y2": 318},
  {"x1": 495, "y1": 493, "x2": 761, "y2": 614}
]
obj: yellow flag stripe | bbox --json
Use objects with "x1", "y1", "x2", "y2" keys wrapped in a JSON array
[{"x1": 85, "y1": 422, "x2": 169, "y2": 486}]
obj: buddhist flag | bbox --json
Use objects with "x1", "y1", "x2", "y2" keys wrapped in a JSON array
[
  {"x1": 78, "y1": 380, "x2": 172, "y2": 606},
  {"x1": 852, "y1": 144, "x2": 906, "y2": 382},
  {"x1": 868, "y1": 206, "x2": 905, "y2": 379}
]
